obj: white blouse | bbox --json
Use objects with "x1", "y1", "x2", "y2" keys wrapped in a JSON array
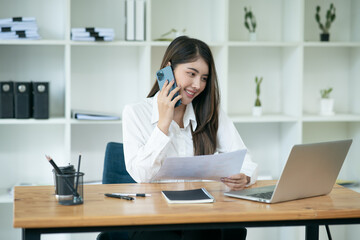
[{"x1": 122, "y1": 92, "x2": 258, "y2": 184}]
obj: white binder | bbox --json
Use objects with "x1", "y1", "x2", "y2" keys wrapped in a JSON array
[
  {"x1": 126, "y1": 0, "x2": 135, "y2": 41},
  {"x1": 135, "y1": 0, "x2": 145, "y2": 41}
]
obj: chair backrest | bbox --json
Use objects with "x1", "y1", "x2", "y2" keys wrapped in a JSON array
[{"x1": 102, "y1": 142, "x2": 136, "y2": 184}]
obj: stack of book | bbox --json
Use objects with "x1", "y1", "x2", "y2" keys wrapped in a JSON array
[
  {"x1": 71, "y1": 28, "x2": 115, "y2": 42},
  {"x1": 0, "y1": 17, "x2": 40, "y2": 40}
]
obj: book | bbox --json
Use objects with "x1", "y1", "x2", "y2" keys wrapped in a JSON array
[
  {"x1": 125, "y1": 0, "x2": 135, "y2": 40},
  {"x1": 161, "y1": 188, "x2": 215, "y2": 204},
  {"x1": 135, "y1": 0, "x2": 145, "y2": 41},
  {"x1": 70, "y1": 31, "x2": 114, "y2": 38},
  {"x1": 71, "y1": 28, "x2": 115, "y2": 41},
  {"x1": 71, "y1": 27, "x2": 115, "y2": 34},
  {"x1": 0, "y1": 17, "x2": 40, "y2": 39},
  {"x1": 0, "y1": 31, "x2": 40, "y2": 40},
  {"x1": 71, "y1": 36, "x2": 114, "y2": 42},
  {"x1": 0, "y1": 17, "x2": 36, "y2": 24}
]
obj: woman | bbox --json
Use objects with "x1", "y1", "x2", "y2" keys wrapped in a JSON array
[
  {"x1": 123, "y1": 36, "x2": 257, "y2": 188},
  {"x1": 122, "y1": 36, "x2": 257, "y2": 239}
]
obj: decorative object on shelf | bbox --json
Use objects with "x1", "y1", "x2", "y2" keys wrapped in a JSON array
[
  {"x1": 320, "y1": 87, "x2": 334, "y2": 116},
  {"x1": 154, "y1": 28, "x2": 186, "y2": 41},
  {"x1": 315, "y1": 3, "x2": 336, "y2": 42},
  {"x1": 244, "y1": 7, "x2": 257, "y2": 41},
  {"x1": 252, "y1": 76, "x2": 263, "y2": 116}
]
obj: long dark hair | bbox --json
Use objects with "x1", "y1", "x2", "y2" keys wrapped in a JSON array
[{"x1": 148, "y1": 36, "x2": 220, "y2": 155}]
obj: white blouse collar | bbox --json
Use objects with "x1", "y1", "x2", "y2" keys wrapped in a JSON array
[{"x1": 151, "y1": 92, "x2": 197, "y2": 131}]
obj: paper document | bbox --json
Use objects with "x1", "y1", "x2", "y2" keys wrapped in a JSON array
[{"x1": 152, "y1": 149, "x2": 246, "y2": 182}]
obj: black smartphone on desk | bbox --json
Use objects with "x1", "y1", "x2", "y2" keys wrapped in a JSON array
[{"x1": 156, "y1": 66, "x2": 182, "y2": 107}]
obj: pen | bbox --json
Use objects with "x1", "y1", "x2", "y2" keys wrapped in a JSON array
[
  {"x1": 75, "y1": 154, "x2": 81, "y2": 193},
  {"x1": 105, "y1": 193, "x2": 134, "y2": 201},
  {"x1": 112, "y1": 193, "x2": 151, "y2": 197}
]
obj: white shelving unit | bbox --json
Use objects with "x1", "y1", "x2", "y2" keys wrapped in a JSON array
[{"x1": 1, "y1": 0, "x2": 360, "y2": 239}]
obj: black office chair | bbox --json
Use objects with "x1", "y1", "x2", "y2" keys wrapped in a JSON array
[
  {"x1": 97, "y1": 142, "x2": 136, "y2": 240},
  {"x1": 102, "y1": 142, "x2": 136, "y2": 184}
]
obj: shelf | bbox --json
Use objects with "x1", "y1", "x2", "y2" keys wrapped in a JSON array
[
  {"x1": 302, "y1": 114, "x2": 360, "y2": 122},
  {"x1": 228, "y1": 41, "x2": 300, "y2": 47},
  {"x1": 230, "y1": 114, "x2": 298, "y2": 123},
  {"x1": 0, "y1": 40, "x2": 66, "y2": 46},
  {"x1": 70, "y1": 119, "x2": 122, "y2": 125},
  {"x1": 304, "y1": 42, "x2": 360, "y2": 47},
  {"x1": 0, "y1": 118, "x2": 66, "y2": 125},
  {"x1": 70, "y1": 40, "x2": 149, "y2": 47}
]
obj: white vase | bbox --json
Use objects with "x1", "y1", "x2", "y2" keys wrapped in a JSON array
[
  {"x1": 252, "y1": 106, "x2": 262, "y2": 116},
  {"x1": 320, "y1": 98, "x2": 334, "y2": 116},
  {"x1": 249, "y1": 32, "x2": 257, "y2": 41}
]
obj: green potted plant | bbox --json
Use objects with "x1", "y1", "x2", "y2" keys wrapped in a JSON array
[
  {"x1": 244, "y1": 7, "x2": 257, "y2": 41},
  {"x1": 320, "y1": 87, "x2": 334, "y2": 115},
  {"x1": 252, "y1": 76, "x2": 263, "y2": 116},
  {"x1": 315, "y1": 3, "x2": 336, "y2": 41}
]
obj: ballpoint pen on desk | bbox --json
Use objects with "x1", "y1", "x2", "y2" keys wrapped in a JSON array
[
  {"x1": 105, "y1": 193, "x2": 134, "y2": 201},
  {"x1": 45, "y1": 155, "x2": 80, "y2": 198},
  {"x1": 112, "y1": 193, "x2": 151, "y2": 197}
]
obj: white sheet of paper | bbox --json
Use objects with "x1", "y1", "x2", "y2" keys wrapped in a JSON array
[{"x1": 151, "y1": 149, "x2": 246, "y2": 182}]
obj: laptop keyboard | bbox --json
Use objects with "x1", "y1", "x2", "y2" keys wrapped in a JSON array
[{"x1": 248, "y1": 191, "x2": 273, "y2": 200}]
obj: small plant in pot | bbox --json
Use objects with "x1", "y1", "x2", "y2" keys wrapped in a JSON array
[
  {"x1": 252, "y1": 76, "x2": 263, "y2": 116},
  {"x1": 320, "y1": 87, "x2": 334, "y2": 116},
  {"x1": 315, "y1": 3, "x2": 336, "y2": 41},
  {"x1": 244, "y1": 7, "x2": 257, "y2": 41}
]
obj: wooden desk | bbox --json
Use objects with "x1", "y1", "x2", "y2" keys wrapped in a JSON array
[{"x1": 13, "y1": 181, "x2": 360, "y2": 240}]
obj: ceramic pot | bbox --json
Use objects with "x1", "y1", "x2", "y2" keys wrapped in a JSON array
[
  {"x1": 249, "y1": 32, "x2": 257, "y2": 41},
  {"x1": 320, "y1": 33, "x2": 330, "y2": 41},
  {"x1": 320, "y1": 98, "x2": 334, "y2": 116},
  {"x1": 252, "y1": 106, "x2": 262, "y2": 116}
]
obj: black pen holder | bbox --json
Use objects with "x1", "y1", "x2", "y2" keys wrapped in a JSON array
[
  {"x1": 55, "y1": 172, "x2": 84, "y2": 205},
  {"x1": 53, "y1": 165, "x2": 84, "y2": 205},
  {"x1": 53, "y1": 165, "x2": 75, "y2": 196}
]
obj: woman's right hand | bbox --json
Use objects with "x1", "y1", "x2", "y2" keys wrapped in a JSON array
[{"x1": 157, "y1": 80, "x2": 182, "y2": 135}]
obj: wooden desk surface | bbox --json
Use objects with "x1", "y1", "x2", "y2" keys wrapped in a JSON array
[{"x1": 13, "y1": 181, "x2": 360, "y2": 229}]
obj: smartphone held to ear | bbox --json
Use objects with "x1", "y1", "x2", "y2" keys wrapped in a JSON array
[{"x1": 156, "y1": 66, "x2": 182, "y2": 107}]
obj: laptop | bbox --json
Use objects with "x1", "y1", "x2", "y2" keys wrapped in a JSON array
[{"x1": 224, "y1": 139, "x2": 352, "y2": 203}]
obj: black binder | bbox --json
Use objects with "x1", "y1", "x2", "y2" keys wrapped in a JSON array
[
  {"x1": 14, "y1": 82, "x2": 31, "y2": 119},
  {"x1": 32, "y1": 82, "x2": 49, "y2": 119},
  {"x1": 0, "y1": 81, "x2": 14, "y2": 118}
]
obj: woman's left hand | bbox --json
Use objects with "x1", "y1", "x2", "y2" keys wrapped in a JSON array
[{"x1": 221, "y1": 173, "x2": 250, "y2": 191}]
